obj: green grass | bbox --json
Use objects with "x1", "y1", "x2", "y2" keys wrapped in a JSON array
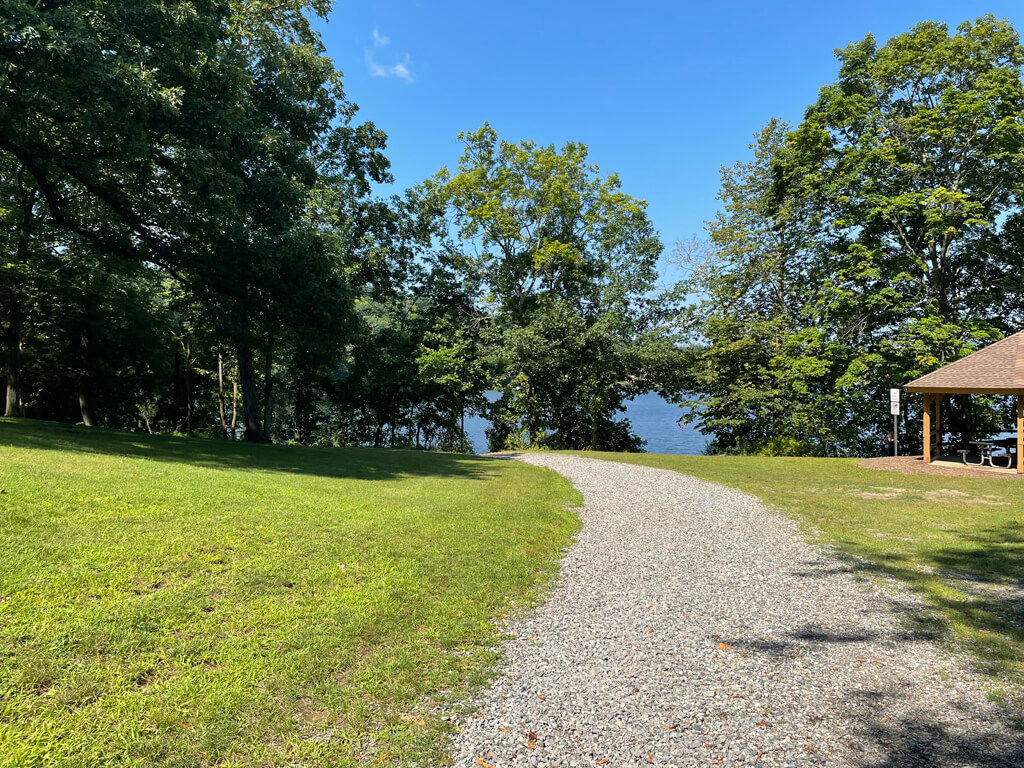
[
  {"x1": 0, "y1": 420, "x2": 580, "y2": 768},
  {"x1": 567, "y1": 451, "x2": 1024, "y2": 697}
]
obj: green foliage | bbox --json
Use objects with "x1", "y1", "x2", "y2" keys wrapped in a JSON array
[
  {"x1": 0, "y1": 0, "x2": 390, "y2": 442},
  {"x1": 0, "y1": 419, "x2": 580, "y2": 766},
  {"x1": 687, "y1": 16, "x2": 1024, "y2": 456},
  {"x1": 426, "y1": 124, "x2": 673, "y2": 451}
]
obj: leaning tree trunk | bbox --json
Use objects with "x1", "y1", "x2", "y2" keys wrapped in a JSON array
[
  {"x1": 78, "y1": 386, "x2": 98, "y2": 426},
  {"x1": 236, "y1": 340, "x2": 264, "y2": 442}
]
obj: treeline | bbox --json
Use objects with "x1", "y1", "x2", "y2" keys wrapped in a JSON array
[
  {"x1": 0, "y1": 1, "x2": 680, "y2": 451},
  {"x1": 681, "y1": 16, "x2": 1024, "y2": 456},
  {"x1": 5, "y1": 7, "x2": 1023, "y2": 457}
]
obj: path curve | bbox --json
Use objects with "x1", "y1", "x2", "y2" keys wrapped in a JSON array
[{"x1": 450, "y1": 454, "x2": 1021, "y2": 767}]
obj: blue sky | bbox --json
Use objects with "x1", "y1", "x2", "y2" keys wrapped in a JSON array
[{"x1": 316, "y1": 1, "x2": 1024, "y2": 281}]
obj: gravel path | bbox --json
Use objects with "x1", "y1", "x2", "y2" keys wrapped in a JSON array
[{"x1": 449, "y1": 454, "x2": 1023, "y2": 768}]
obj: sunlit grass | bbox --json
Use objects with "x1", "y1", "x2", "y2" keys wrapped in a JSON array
[
  {"x1": 0, "y1": 420, "x2": 580, "y2": 767},
  {"x1": 569, "y1": 451, "x2": 1024, "y2": 697}
]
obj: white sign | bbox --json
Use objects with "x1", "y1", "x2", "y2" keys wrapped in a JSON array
[{"x1": 890, "y1": 388, "x2": 900, "y2": 415}]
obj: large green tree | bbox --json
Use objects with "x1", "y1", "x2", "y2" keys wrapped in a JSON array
[
  {"x1": 0, "y1": 1, "x2": 390, "y2": 439},
  {"x1": 681, "y1": 120, "x2": 854, "y2": 455},
  {"x1": 427, "y1": 125, "x2": 669, "y2": 450},
  {"x1": 689, "y1": 16, "x2": 1024, "y2": 455},
  {"x1": 781, "y1": 15, "x2": 1024, "y2": 447}
]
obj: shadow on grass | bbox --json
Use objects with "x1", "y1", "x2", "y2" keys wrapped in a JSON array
[{"x1": 0, "y1": 418, "x2": 501, "y2": 482}]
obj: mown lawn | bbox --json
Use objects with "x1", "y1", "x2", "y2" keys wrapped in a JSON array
[
  {"x1": 0, "y1": 420, "x2": 580, "y2": 768},
  {"x1": 570, "y1": 451, "x2": 1024, "y2": 698}
]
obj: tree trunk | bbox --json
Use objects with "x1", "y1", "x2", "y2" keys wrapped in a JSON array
[
  {"x1": 236, "y1": 340, "x2": 264, "y2": 441},
  {"x1": 4, "y1": 184, "x2": 33, "y2": 418},
  {"x1": 217, "y1": 351, "x2": 229, "y2": 439},
  {"x1": 231, "y1": 379, "x2": 238, "y2": 439},
  {"x1": 78, "y1": 330, "x2": 97, "y2": 426},
  {"x1": 183, "y1": 341, "x2": 192, "y2": 434},
  {"x1": 3, "y1": 300, "x2": 25, "y2": 417},
  {"x1": 78, "y1": 380, "x2": 98, "y2": 426},
  {"x1": 262, "y1": 342, "x2": 274, "y2": 442},
  {"x1": 526, "y1": 379, "x2": 538, "y2": 445},
  {"x1": 292, "y1": 374, "x2": 305, "y2": 443}
]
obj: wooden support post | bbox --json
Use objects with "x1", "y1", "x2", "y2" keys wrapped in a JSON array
[
  {"x1": 923, "y1": 392, "x2": 932, "y2": 463},
  {"x1": 935, "y1": 394, "x2": 944, "y2": 460},
  {"x1": 1017, "y1": 394, "x2": 1023, "y2": 475}
]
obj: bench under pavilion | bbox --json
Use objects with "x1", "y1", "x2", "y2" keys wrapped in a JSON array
[{"x1": 904, "y1": 329, "x2": 1024, "y2": 474}]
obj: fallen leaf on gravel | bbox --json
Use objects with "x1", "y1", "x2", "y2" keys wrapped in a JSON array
[
  {"x1": 537, "y1": 694, "x2": 545, "y2": 701},
  {"x1": 757, "y1": 720, "x2": 767, "y2": 726},
  {"x1": 646, "y1": 754, "x2": 653, "y2": 764},
  {"x1": 757, "y1": 751, "x2": 767, "y2": 759},
  {"x1": 718, "y1": 642, "x2": 733, "y2": 650},
  {"x1": 662, "y1": 723, "x2": 678, "y2": 730},
  {"x1": 596, "y1": 760, "x2": 610, "y2": 765},
  {"x1": 475, "y1": 759, "x2": 495, "y2": 768},
  {"x1": 497, "y1": 727, "x2": 509, "y2": 732}
]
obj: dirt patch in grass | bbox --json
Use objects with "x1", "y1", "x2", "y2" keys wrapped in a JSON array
[
  {"x1": 859, "y1": 455, "x2": 1023, "y2": 480},
  {"x1": 851, "y1": 486, "x2": 1008, "y2": 505}
]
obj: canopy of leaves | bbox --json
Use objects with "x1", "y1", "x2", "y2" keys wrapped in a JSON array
[{"x1": 686, "y1": 16, "x2": 1024, "y2": 455}]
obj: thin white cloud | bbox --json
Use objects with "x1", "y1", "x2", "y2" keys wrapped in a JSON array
[
  {"x1": 365, "y1": 28, "x2": 414, "y2": 83},
  {"x1": 366, "y1": 51, "x2": 414, "y2": 83}
]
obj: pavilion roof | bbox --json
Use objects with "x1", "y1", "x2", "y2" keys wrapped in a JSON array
[{"x1": 904, "y1": 330, "x2": 1024, "y2": 393}]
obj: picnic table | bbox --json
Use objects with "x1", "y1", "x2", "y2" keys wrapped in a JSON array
[{"x1": 963, "y1": 439, "x2": 1017, "y2": 468}]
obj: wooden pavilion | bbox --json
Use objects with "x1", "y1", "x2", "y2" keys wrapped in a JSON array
[{"x1": 905, "y1": 330, "x2": 1024, "y2": 474}]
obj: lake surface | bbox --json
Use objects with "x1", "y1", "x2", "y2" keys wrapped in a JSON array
[{"x1": 464, "y1": 391, "x2": 709, "y2": 455}]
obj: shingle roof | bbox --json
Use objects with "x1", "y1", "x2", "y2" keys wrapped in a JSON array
[{"x1": 904, "y1": 330, "x2": 1024, "y2": 392}]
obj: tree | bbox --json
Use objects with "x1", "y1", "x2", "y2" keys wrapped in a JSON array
[
  {"x1": 688, "y1": 16, "x2": 1024, "y2": 455},
  {"x1": 778, "y1": 15, "x2": 1024, "y2": 448},
  {"x1": 0, "y1": 1, "x2": 389, "y2": 440},
  {"x1": 679, "y1": 121, "x2": 854, "y2": 454},
  {"x1": 426, "y1": 124, "x2": 667, "y2": 450}
]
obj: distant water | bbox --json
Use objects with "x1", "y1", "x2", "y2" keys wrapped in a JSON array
[{"x1": 464, "y1": 391, "x2": 708, "y2": 455}]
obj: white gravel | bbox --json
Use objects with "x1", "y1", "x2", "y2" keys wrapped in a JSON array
[{"x1": 449, "y1": 454, "x2": 1023, "y2": 767}]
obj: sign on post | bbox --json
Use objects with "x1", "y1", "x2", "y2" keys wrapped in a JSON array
[
  {"x1": 889, "y1": 388, "x2": 901, "y2": 416},
  {"x1": 889, "y1": 388, "x2": 900, "y2": 456}
]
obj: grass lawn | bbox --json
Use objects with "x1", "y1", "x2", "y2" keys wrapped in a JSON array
[
  {"x1": 569, "y1": 451, "x2": 1024, "y2": 699},
  {"x1": 0, "y1": 419, "x2": 580, "y2": 768}
]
